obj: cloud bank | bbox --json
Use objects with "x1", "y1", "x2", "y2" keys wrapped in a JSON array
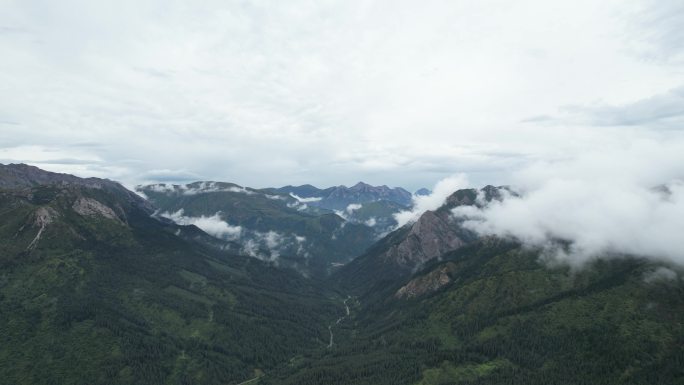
[{"x1": 452, "y1": 142, "x2": 684, "y2": 267}]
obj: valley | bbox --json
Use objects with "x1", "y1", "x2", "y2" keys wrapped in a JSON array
[{"x1": 0, "y1": 164, "x2": 682, "y2": 385}]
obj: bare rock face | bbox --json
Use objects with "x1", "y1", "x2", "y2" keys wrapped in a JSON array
[
  {"x1": 26, "y1": 207, "x2": 59, "y2": 250},
  {"x1": 378, "y1": 186, "x2": 509, "y2": 271},
  {"x1": 33, "y1": 206, "x2": 58, "y2": 227},
  {"x1": 395, "y1": 262, "x2": 456, "y2": 299},
  {"x1": 72, "y1": 197, "x2": 120, "y2": 221},
  {"x1": 382, "y1": 210, "x2": 465, "y2": 269}
]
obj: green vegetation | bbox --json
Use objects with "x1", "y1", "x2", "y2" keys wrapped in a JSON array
[
  {"x1": 138, "y1": 183, "x2": 377, "y2": 277},
  {"x1": 2, "y1": 167, "x2": 683, "y2": 385},
  {"x1": 0, "y1": 184, "x2": 339, "y2": 385},
  {"x1": 265, "y1": 240, "x2": 684, "y2": 385}
]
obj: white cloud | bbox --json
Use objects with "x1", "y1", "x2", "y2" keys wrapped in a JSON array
[
  {"x1": 145, "y1": 183, "x2": 178, "y2": 193},
  {"x1": 289, "y1": 193, "x2": 322, "y2": 203},
  {"x1": 394, "y1": 174, "x2": 469, "y2": 228},
  {"x1": 335, "y1": 203, "x2": 364, "y2": 220},
  {"x1": 346, "y1": 203, "x2": 362, "y2": 214},
  {"x1": 452, "y1": 142, "x2": 684, "y2": 267},
  {"x1": 159, "y1": 209, "x2": 242, "y2": 240},
  {"x1": 182, "y1": 182, "x2": 255, "y2": 196}
]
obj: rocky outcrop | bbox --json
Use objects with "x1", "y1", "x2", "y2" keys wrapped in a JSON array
[
  {"x1": 395, "y1": 262, "x2": 456, "y2": 299},
  {"x1": 382, "y1": 210, "x2": 465, "y2": 269},
  {"x1": 72, "y1": 197, "x2": 120, "y2": 221},
  {"x1": 26, "y1": 206, "x2": 59, "y2": 250},
  {"x1": 374, "y1": 186, "x2": 509, "y2": 271}
]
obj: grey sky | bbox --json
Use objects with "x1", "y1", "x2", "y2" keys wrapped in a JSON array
[{"x1": 1, "y1": 0, "x2": 683, "y2": 191}]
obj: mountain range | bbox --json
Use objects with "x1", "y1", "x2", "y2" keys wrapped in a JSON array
[
  {"x1": 136, "y1": 180, "x2": 420, "y2": 277},
  {"x1": 272, "y1": 182, "x2": 415, "y2": 210},
  {"x1": 1, "y1": 163, "x2": 682, "y2": 385}
]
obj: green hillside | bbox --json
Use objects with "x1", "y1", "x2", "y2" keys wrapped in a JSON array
[
  {"x1": 137, "y1": 182, "x2": 378, "y2": 277},
  {"x1": 268, "y1": 239, "x2": 684, "y2": 385},
  {"x1": 0, "y1": 178, "x2": 340, "y2": 385},
  {"x1": 2, "y1": 166, "x2": 683, "y2": 385}
]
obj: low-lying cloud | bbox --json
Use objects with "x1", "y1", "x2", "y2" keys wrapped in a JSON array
[
  {"x1": 394, "y1": 174, "x2": 469, "y2": 228},
  {"x1": 290, "y1": 193, "x2": 322, "y2": 203},
  {"x1": 160, "y1": 209, "x2": 243, "y2": 240},
  {"x1": 142, "y1": 182, "x2": 258, "y2": 196},
  {"x1": 160, "y1": 208, "x2": 310, "y2": 263},
  {"x1": 334, "y1": 203, "x2": 364, "y2": 221},
  {"x1": 452, "y1": 142, "x2": 684, "y2": 267}
]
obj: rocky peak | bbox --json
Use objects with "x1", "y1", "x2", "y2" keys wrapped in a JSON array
[
  {"x1": 371, "y1": 186, "x2": 507, "y2": 271},
  {"x1": 382, "y1": 209, "x2": 465, "y2": 269},
  {"x1": 350, "y1": 182, "x2": 373, "y2": 191}
]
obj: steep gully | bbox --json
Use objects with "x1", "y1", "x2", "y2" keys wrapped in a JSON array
[{"x1": 328, "y1": 296, "x2": 351, "y2": 348}]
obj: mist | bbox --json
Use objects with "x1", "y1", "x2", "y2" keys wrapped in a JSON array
[
  {"x1": 394, "y1": 174, "x2": 469, "y2": 228},
  {"x1": 452, "y1": 142, "x2": 684, "y2": 267}
]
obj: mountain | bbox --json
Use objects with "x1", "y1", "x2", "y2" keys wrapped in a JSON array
[
  {"x1": 136, "y1": 181, "x2": 378, "y2": 277},
  {"x1": 4, "y1": 164, "x2": 683, "y2": 385},
  {"x1": 333, "y1": 199, "x2": 406, "y2": 235},
  {"x1": 267, "y1": 184, "x2": 683, "y2": 384},
  {"x1": 0, "y1": 164, "x2": 340, "y2": 384},
  {"x1": 273, "y1": 182, "x2": 413, "y2": 210},
  {"x1": 332, "y1": 186, "x2": 506, "y2": 295},
  {"x1": 269, "y1": 238, "x2": 684, "y2": 385}
]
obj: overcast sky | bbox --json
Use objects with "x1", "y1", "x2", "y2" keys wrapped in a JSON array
[{"x1": 1, "y1": 0, "x2": 683, "y2": 191}]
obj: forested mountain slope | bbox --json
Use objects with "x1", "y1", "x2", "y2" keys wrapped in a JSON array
[
  {"x1": 137, "y1": 182, "x2": 378, "y2": 277},
  {"x1": 0, "y1": 164, "x2": 339, "y2": 385},
  {"x1": 271, "y1": 239, "x2": 684, "y2": 385}
]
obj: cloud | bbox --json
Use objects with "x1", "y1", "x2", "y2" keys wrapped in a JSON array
[
  {"x1": 140, "y1": 182, "x2": 259, "y2": 196},
  {"x1": 452, "y1": 142, "x2": 684, "y2": 267},
  {"x1": 345, "y1": 203, "x2": 362, "y2": 214},
  {"x1": 182, "y1": 182, "x2": 255, "y2": 196},
  {"x1": 159, "y1": 209, "x2": 242, "y2": 240},
  {"x1": 240, "y1": 230, "x2": 309, "y2": 262},
  {"x1": 3, "y1": 1, "x2": 683, "y2": 190},
  {"x1": 394, "y1": 174, "x2": 469, "y2": 228},
  {"x1": 333, "y1": 203, "x2": 364, "y2": 221},
  {"x1": 290, "y1": 193, "x2": 322, "y2": 203},
  {"x1": 643, "y1": 266, "x2": 679, "y2": 284},
  {"x1": 527, "y1": 86, "x2": 684, "y2": 129}
]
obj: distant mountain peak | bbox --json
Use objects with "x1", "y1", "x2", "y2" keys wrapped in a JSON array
[
  {"x1": 351, "y1": 181, "x2": 372, "y2": 188},
  {"x1": 276, "y1": 182, "x2": 413, "y2": 209}
]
